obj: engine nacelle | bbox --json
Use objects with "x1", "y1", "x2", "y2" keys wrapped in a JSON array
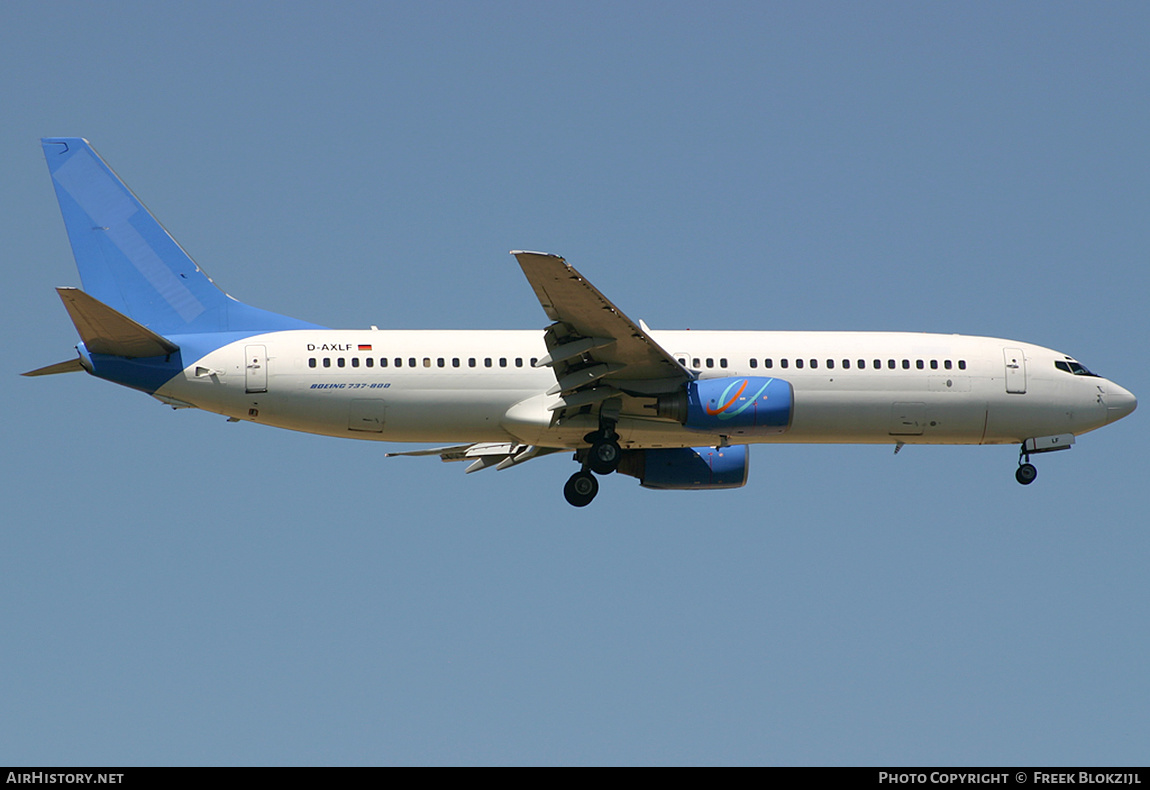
[
  {"x1": 656, "y1": 376, "x2": 793, "y2": 435},
  {"x1": 618, "y1": 445, "x2": 749, "y2": 490}
]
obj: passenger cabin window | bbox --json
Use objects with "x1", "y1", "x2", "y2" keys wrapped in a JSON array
[{"x1": 750, "y1": 359, "x2": 758, "y2": 369}]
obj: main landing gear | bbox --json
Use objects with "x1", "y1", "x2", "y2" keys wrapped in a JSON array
[
  {"x1": 586, "y1": 428, "x2": 621, "y2": 475},
  {"x1": 564, "y1": 470, "x2": 599, "y2": 507},
  {"x1": 563, "y1": 423, "x2": 622, "y2": 507}
]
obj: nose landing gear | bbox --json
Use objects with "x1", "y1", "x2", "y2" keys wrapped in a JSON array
[
  {"x1": 1015, "y1": 461, "x2": 1038, "y2": 485},
  {"x1": 1014, "y1": 434, "x2": 1074, "y2": 486}
]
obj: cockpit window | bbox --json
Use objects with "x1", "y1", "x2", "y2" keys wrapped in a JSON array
[{"x1": 1055, "y1": 360, "x2": 1098, "y2": 377}]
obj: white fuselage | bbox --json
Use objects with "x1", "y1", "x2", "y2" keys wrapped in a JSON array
[{"x1": 156, "y1": 329, "x2": 1131, "y2": 451}]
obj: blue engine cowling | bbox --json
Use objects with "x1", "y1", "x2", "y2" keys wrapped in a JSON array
[
  {"x1": 656, "y1": 376, "x2": 793, "y2": 435},
  {"x1": 617, "y1": 445, "x2": 749, "y2": 490}
]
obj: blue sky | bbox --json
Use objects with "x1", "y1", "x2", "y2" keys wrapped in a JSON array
[{"x1": 2, "y1": 1, "x2": 1148, "y2": 766}]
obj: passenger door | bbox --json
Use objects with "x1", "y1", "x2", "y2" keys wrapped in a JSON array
[
  {"x1": 1003, "y1": 348, "x2": 1026, "y2": 394},
  {"x1": 245, "y1": 345, "x2": 267, "y2": 393}
]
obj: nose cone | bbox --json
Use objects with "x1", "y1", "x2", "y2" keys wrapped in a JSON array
[{"x1": 1107, "y1": 382, "x2": 1137, "y2": 424}]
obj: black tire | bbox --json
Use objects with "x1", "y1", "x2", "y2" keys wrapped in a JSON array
[
  {"x1": 587, "y1": 440, "x2": 621, "y2": 475},
  {"x1": 564, "y1": 471, "x2": 599, "y2": 507},
  {"x1": 1015, "y1": 463, "x2": 1038, "y2": 485}
]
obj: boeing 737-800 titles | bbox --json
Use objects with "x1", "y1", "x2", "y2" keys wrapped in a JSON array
[{"x1": 25, "y1": 139, "x2": 1137, "y2": 506}]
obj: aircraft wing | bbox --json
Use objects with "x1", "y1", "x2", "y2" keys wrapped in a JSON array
[
  {"x1": 512, "y1": 252, "x2": 689, "y2": 412},
  {"x1": 385, "y1": 442, "x2": 565, "y2": 473}
]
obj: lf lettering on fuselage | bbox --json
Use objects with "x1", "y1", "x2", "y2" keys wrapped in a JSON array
[{"x1": 25, "y1": 138, "x2": 1137, "y2": 506}]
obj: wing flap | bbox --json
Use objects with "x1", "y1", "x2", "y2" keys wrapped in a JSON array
[
  {"x1": 384, "y1": 443, "x2": 477, "y2": 461},
  {"x1": 386, "y1": 442, "x2": 564, "y2": 472}
]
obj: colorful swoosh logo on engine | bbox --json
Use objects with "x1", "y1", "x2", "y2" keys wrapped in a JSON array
[{"x1": 704, "y1": 379, "x2": 773, "y2": 419}]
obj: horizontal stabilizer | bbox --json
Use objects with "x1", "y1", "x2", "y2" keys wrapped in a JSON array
[
  {"x1": 21, "y1": 358, "x2": 86, "y2": 377},
  {"x1": 57, "y1": 287, "x2": 179, "y2": 357}
]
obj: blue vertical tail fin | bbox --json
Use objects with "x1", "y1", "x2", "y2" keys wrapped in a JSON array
[{"x1": 41, "y1": 138, "x2": 322, "y2": 335}]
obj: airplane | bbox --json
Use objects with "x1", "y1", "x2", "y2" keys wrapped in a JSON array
[{"x1": 25, "y1": 138, "x2": 1137, "y2": 507}]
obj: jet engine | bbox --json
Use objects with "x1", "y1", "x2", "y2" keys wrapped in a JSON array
[
  {"x1": 618, "y1": 445, "x2": 749, "y2": 490},
  {"x1": 655, "y1": 376, "x2": 793, "y2": 435}
]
